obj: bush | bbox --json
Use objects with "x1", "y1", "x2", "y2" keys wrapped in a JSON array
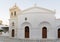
[{"x1": 0, "y1": 30, "x2": 3, "y2": 32}]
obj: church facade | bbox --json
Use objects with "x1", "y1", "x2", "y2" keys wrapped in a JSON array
[{"x1": 9, "y1": 4, "x2": 60, "y2": 40}]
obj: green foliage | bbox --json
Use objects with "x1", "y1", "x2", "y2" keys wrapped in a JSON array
[{"x1": 0, "y1": 30, "x2": 3, "y2": 32}]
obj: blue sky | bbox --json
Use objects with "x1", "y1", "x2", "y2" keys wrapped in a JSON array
[{"x1": 0, "y1": 0, "x2": 60, "y2": 25}]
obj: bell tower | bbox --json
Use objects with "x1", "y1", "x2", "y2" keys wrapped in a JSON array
[
  {"x1": 9, "y1": 4, "x2": 21, "y2": 38},
  {"x1": 10, "y1": 4, "x2": 20, "y2": 18}
]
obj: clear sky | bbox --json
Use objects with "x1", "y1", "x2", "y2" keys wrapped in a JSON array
[{"x1": 0, "y1": 0, "x2": 60, "y2": 25}]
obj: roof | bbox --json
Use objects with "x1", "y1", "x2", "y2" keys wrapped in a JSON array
[{"x1": 22, "y1": 5, "x2": 55, "y2": 14}]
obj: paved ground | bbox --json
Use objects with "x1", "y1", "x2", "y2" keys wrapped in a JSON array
[{"x1": 0, "y1": 36, "x2": 60, "y2": 42}]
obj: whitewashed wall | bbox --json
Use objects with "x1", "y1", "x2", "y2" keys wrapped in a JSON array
[
  {"x1": 17, "y1": 12, "x2": 58, "y2": 39},
  {"x1": 9, "y1": 6, "x2": 60, "y2": 40}
]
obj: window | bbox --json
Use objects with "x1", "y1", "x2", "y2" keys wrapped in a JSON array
[
  {"x1": 42, "y1": 27, "x2": 47, "y2": 38},
  {"x1": 12, "y1": 22, "x2": 14, "y2": 26},
  {"x1": 12, "y1": 29, "x2": 15, "y2": 37},
  {"x1": 14, "y1": 11, "x2": 16, "y2": 16},
  {"x1": 11, "y1": 12, "x2": 13, "y2": 16},
  {"x1": 58, "y1": 28, "x2": 60, "y2": 38},
  {"x1": 25, "y1": 17, "x2": 27, "y2": 21},
  {"x1": 25, "y1": 26, "x2": 29, "y2": 38}
]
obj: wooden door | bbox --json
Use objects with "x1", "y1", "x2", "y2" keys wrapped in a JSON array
[
  {"x1": 25, "y1": 26, "x2": 29, "y2": 38},
  {"x1": 12, "y1": 29, "x2": 15, "y2": 37},
  {"x1": 58, "y1": 29, "x2": 60, "y2": 38},
  {"x1": 42, "y1": 27, "x2": 47, "y2": 38}
]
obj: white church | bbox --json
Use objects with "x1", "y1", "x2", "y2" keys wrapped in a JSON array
[{"x1": 5, "y1": 4, "x2": 60, "y2": 42}]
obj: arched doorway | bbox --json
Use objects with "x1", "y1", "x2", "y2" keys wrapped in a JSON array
[
  {"x1": 58, "y1": 28, "x2": 60, "y2": 38},
  {"x1": 25, "y1": 26, "x2": 29, "y2": 38},
  {"x1": 42, "y1": 27, "x2": 47, "y2": 38},
  {"x1": 12, "y1": 29, "x2": 15, "y2": 37}
]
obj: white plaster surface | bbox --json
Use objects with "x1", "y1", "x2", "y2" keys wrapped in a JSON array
[{"x1": 9, "y1": 6, "x2": 60, "y2": 40}]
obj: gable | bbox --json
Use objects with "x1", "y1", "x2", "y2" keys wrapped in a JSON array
[{"x1": 22, "y1": 6, "x2": 55, "y2": 14}]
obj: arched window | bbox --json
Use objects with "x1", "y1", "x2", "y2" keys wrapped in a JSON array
[
  {"x1": 42, "y1": 27, "x2": 47, "y2": 38},
  {"x1": 11, "y1": 12, "x2": 13, "y2": 16},
  {"x1": 58, "y1": 28, "x2": 60, "y2": 38},
  {"x1": 12, "y1": 29, "x2": 15, "y2": 37},
  {"x1": 25, "y1": 26, "x2": 29, "y2": 38},
  {"x1": 14, "y1": 11, "x2": 16, "y2": 16},
  {"x1": 12, "y1": 22, "x2": 14, "y2": 26}
]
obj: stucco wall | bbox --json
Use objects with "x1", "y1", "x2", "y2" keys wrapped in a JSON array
[
  {"x1": 17, "y1": 12, "x2": 57, "y2": 39},
  {"x1": 9, "y1": 6, "x2": 60, "y2": 39}
]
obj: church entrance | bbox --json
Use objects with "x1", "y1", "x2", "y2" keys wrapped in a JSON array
[
  {"x1": 12, "y1": 29, "x2": 15, "y2": 37},
  {"x1": 58, "y1": 28, "x2": 60, "y2": 38},
  {"x1": 25, "y1": 26, "x2": 29, "y2": 38},
  {"x1": 42, "y1": 27, "x2": 47, "y2": 38}
]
